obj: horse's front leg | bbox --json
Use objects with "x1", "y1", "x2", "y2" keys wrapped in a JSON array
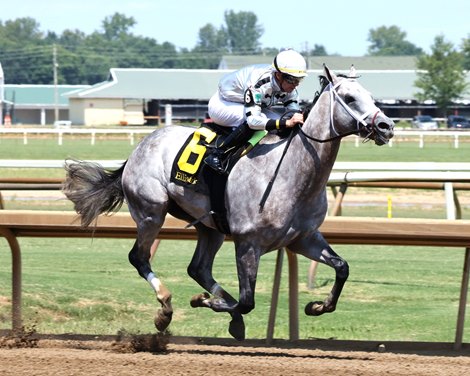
[
  {"x1": 234, "y1": 241, "x2": 261, "y2": 315},
  {"x1": 289, "y1": 231, "x2": 349, "y2": 316},
  {"x1": 187, "y1": 224, "x2": 245, "y2": 340}
]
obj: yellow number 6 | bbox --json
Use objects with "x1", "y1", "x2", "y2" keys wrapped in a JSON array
[{"x1": 177, "y1": 127, "x2": 217, "y2": 174}]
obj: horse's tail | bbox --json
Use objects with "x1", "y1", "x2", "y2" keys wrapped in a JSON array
[{"x1": 62, "y1": 159, "x2": 127, "y2": 228}]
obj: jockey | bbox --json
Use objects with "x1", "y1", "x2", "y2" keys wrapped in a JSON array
[{"x1": 204, "y1": 48, "x2": 308, "y2": 173}]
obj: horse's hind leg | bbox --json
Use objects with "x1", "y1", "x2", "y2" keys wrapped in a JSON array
[
  {"x1": 187, "y1": 224, "x2": 245, "y2": 340},
  {"x1": 289, "y1": 231, "x2": 349, "y2": 316},
  {"x1": 128, "y1": 219, "x2": 173, "y2": 332}
]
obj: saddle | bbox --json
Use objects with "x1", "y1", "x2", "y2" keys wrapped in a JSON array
[{"x1": 170, "y1": 122, "x2": 266, "y2": 234}]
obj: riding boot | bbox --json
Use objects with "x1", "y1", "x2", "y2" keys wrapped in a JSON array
[{"x1": 204, "y1": 122, "x2": 254, "y2": 173}]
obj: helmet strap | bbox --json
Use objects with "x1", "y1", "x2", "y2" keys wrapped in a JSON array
[{"x1": 273, "y1": 56, "x2": 281, "y2": 73}]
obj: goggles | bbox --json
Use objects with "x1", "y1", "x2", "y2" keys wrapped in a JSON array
[{"x1": 282, "y1": 74, "x2": 303, "y2": 85}]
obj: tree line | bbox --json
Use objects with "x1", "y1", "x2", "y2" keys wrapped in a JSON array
[{"x1": 1, "y1": 11, "x2": 469, "y2": 114}]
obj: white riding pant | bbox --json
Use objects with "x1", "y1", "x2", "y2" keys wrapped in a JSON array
[{"x1": 208, "y1": 92, "x2": 280, "y2": 129}]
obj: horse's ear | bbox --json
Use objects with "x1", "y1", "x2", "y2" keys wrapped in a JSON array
[
  {"x1": 323, "y1": 64, "x2": 334, "y2": 83},
  {"x1": 349, "y1": 65, "x2": 356, "y2": 78},
  {"x1": 348, "y1": 64, "x2": 361, "y2": 79}
]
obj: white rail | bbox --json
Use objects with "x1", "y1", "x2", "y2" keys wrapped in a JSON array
[
  {"x1": 1, "y1": 128, "x2": 470, "y2": 147},
  {"x1": 351, "y1": 130, "x2": 470, "y2": 149},
  {"x1": 333, "y1": 162, "x2": 470, "y2": 172},
  {"x1": 1, "y1": 160, "x2": 470, "y2": 220},
  {"x1": 0, "y1": 127, "x2": 154, "y2": 146}
]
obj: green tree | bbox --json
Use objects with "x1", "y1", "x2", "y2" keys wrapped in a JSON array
[
  {"x1": 44, "y1": 30, "x2": 87, "y2": 84},
  {"x1": 102, "y1": 12, "x2": 136, "y2": 41},
  {"x1": 222, "y1": 10, "x2": 263, "y2": 54},
  {"x1": 368, "y1": 25, "x2": 423, "y2": 56},
  {"x1": 190, "y1": 24, "x2": 225, "y2": 69},
  {"x1": 309, "y1": 44, "x2": 328, "y2": 56},
  {"x1": 0, "y1": 17, "x2": 43, "y2": 43},
  {"x1": 56, "y1": 29, "x2": 86, "y2": 50},
  {"x1": 414, "y1": 35, "x2": 467, "y2": 116},
  {"x1": 0, "y1": 18, "x2": 52, "y2": 84},
  {"x1": 196, "y1": 23, "x2": 227, "y2": 53},
  {"x1": 462, "y1": 35, "x2": 470, "y2": 70},
  {"x1": 261, "y1": 47, "x2": 279, "y2": 55},
  {"x1": 0, "y1": 11, "x2": 275, "y2": 84},
  {"x1": 192, "y1": 10, "x2": 264, "y2": 65}
]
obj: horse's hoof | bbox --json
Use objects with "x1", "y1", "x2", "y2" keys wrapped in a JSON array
[
  {"x1": 305, "y1": 301, "x2": 336, "y2": 316},
  {"x1": 305, "y1": 301, "x2": 325, "y2": 316},
  {"x1": 190, "y1": 292, "x2": 210, "y2": 308},
  {"x1": 154, "y1": 309, "x2": 173, "y2": 332},
  {"x1": 228, "y1": 315, "x2": 245, "y2": 341}
]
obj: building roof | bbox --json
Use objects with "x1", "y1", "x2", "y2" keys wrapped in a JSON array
[
  {"x1": 65, "y1": 67, "x2": 465, "y2": 103},
  {"x1": 218, "y1": 55, "x2": 419, "y2": 70},
  {"x1": 215, "y1": 55, "x2": 432, "y2": 101},
  {"x1": 4, "y1": 84, "x2": 90, "y2": 108},
  {"x1": 67, "y1": 68, "x2": 226, "y2": 101}
]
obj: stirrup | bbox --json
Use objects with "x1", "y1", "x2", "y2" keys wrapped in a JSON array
[{"x1": 204, "y1": 154, "x2": 225, "y2": 174}]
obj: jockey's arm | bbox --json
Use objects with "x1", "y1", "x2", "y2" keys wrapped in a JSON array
[{"x1": 243, "y1": 89, "x2": 304, "y2": 131}]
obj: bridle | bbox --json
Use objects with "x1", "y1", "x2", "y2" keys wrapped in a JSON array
[{"x1": 299, "y1": 78, "x2": 382, "y2": 143}]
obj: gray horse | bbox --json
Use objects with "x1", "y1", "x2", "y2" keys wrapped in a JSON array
[{"x1": 63, "y1": 65, "x2": 394, "y2": 340}]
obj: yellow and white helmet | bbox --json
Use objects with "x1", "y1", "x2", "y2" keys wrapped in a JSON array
[{"x1": 273, "y1": 49, "x2": 308, "y2": 78}]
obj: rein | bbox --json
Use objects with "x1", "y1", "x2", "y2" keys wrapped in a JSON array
[
  {"x1": 258, "y1": 129, "x2": 296, "y2": 212},
  {"x1": 298, "y1": 125, "x2": 359, "y2": 143}
]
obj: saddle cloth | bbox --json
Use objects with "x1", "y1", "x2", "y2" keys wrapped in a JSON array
[{"x1": 169, "y1": 123, "x2": 266, "y2": 234}]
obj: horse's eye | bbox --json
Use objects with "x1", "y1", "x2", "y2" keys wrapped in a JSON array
[{"x1": 344, "y1": 95, "x2": 355, "y2": 104}]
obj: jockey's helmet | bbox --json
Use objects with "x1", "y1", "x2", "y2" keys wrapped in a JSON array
[{"x1": 273, "y1": 49, "x2": 308, "y2": 78}]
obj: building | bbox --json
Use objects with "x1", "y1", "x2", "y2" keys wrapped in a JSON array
[
  {"x1": 65, "y1": 68, "x2": 226, "y2": 126},
  {"x1": 3, "y1": 84, "x2": 90, "y2": 125},
  {"x1": 2, "y1": 56, "x2": 470, "y2": 126}
]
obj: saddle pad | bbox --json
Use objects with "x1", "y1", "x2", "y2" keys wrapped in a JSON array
[{"x1": 170, "y1": 126, "x2": 217, "y2": 192}]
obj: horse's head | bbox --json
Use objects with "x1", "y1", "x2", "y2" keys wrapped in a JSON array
[{"x1": 320, "y1": 65, "x2": 394, "y2": 145}]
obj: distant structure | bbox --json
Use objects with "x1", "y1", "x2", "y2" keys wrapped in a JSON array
[{"x1": 2, "y1": 56, "x2": 470, "y2": 126}]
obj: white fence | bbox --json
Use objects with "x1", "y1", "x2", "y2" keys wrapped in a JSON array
[
  {"x1": 354, "y1": 130, "x2": 470, "y2": 148},
  {"x1": 0, "y1": 127, "x2": 154, "y2": 146},
  {"x1": 1, "y1": 127, "x2": 470, "y2": 148},
  {"x1": 1, "y1": 160, "x2": 469, "y2": 220}
]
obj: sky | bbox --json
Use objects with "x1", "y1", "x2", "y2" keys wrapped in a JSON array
[{"x1": 1, "y1": 0, "x2": 469, "y2": 56}]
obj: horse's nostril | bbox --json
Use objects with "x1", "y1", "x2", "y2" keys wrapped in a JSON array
[
  {"x1": 377, "y1": 122, "x2": 393, "y2": 131},
  {"x1": 377, "y1": 123, "x2": 390, "y2": 130}
]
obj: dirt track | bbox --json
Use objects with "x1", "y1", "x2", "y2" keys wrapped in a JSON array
[{"x1": 1, "y1": 337, "x2": 469, "y2": 376}]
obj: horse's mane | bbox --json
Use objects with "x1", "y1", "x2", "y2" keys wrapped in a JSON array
[{"x1": 302, "y1": 75, "x2": 330, "y2": 120}]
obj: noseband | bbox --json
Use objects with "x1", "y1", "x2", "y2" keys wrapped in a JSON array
[{"x1": 300, "y1": 79, "x2": 382, "y2": 143}]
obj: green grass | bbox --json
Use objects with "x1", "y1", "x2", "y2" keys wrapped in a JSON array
[
  {"x1": 0, "y1": 136, "x2": 140, "y2": 160},
  {"x1": 0, "y1": 238, "x2": 467, "y2": 342},
  {"x1": 337, "y1": 136, "x2": 470, "y2": 162}
]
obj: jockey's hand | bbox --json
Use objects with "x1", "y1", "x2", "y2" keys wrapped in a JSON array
[{"x1": 286, "y1": 112, "x2": 304, "y2": 128}]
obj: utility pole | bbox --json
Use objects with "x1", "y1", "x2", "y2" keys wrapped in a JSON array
[
  {"x1": 53, "y1": 44, "x2": 59, "y2": 124},
  {"x1": 303, "y1": 41, "x2": 310, "y2": 69},
  {"x1": 0, "y1": 62, "x2": 4, "y2": 126}
]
